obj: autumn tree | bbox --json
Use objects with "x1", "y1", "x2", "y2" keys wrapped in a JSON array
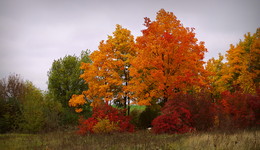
[
  {"x1": 128, "y1": 9, "x2": 208, "y2": 105},
  {"x1": 70, "y1": 25, "x2": 135, "y2": 114},
  {"x1": 250, "y1": 28, "x2": 260, "y2": 87},
  {"x1": 206, "y1": 53, "x2": 227, "y2": 99},
  {"x1": 219, "y1": 28, "x2": 260, "y2": 94}
]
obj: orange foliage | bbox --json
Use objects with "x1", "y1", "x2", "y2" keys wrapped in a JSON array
[
  {"x1": 221, "y1": 28, "x2": 259, "y2": 94},
  {"x1": 129, "y1": 9, "x2": 208, "y2": 105},
  {"x1": 69, "y1": 94, "x2": 86, "y2": 107},
  {"x1": 80, "y1": 25, "x2": 135, "y2": 106},
  {"x1": 206, "y1": 28, "x2": 260, "y2": 95}
]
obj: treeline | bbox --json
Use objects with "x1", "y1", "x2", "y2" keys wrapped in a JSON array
[
  {"x1": 1, "y1": 9, "x2": 259, "y2": 134},
  {"x1": 0, "y1": 51, "x2": 91, "y2": 133},
  {"x1": 0, "y1": 74, "x2": 61, "y2": 133}
]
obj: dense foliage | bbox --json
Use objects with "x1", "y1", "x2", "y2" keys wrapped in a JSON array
[
  {"x1": 0, "y1": 75, "x2": 62, "y2": 133},
  {"x1": 69, "y1": 25, "x2": 135, "y2": 117},
  {"x1": 48, "y1": 50, "x2": 92, "y2": 125},
  {"x1": 206, "y1": 28, "x2": 260, "y2": 95},
  {"x1": 217, "y1": 90, "x2": 260, "y2": 129},
  {"x1": 0, "y1": 74, "x2": 25, "y2": 132},
  {"x1": 152, "y1": 100, "x2": 193, "y2": 134},
  {"x1": 48, "y1": 50, "x2": 91, "y2": 108},
  {"x1": 78, "y1": 104, "x2": 134, "y2": 134},
  {"x1": 129, "y1": 9, "x2": 208, "y2": 105}
]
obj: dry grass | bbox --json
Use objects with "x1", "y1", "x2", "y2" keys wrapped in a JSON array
[
  {"x1": 180, "y1": 130, "x2": 259, "y2": 150},
  {"x1": 0, "y1": 129, "x2": 259, "y2": 150}
]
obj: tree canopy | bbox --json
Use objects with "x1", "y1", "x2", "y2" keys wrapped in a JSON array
[
  {"x1": 48, "y1": 50, "x2": 91, "y2": 107},
  {"x1": 128, "y1": 9, "x2": 208, "y2": 105}
]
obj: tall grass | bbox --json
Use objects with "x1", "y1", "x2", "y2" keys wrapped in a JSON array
[{"x1": 0, "y1": 130, "x2": 259, "y2": 150}]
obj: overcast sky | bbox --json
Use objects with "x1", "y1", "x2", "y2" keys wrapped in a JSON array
[{"x1": 0, "y1": 0, "x2": 259, "y2": 91}]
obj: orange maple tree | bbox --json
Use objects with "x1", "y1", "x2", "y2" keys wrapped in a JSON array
[
  {"x1": 69, "y1": 25, "x2": 135, "y2": 110},
  {"x1": 128, "y1": 9, "x2": 208, "y2": 105}
]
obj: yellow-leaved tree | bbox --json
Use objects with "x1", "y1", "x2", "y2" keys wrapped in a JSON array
[
  {"x1": 206, "y1": 28, "x2": 260, "y2": 95},
  {"x1": 221, "y1": 28, "x2": 260, "y2": 94},
  {"x1": 205, "y1": 53, "x2": 227, "y2": 98}
]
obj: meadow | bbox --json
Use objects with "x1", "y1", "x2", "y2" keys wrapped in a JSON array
[{"x1": 0, "y1": 129, "x2": 259, "y2": 150}]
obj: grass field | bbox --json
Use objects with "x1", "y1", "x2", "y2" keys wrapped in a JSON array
[
  {"x1": 0, "y1": 129, "x2": 259, "y2": 150},
  {"x1": 130, "y1": 105, "x2": 146, "y2": 112}
]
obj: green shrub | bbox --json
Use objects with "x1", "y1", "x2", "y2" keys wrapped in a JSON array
[
  {"x1": 138, "y1": 105, "x2": 160, "y2": 129},
  {"x1": 130, "y1": 108, "x2": 142, "y2": 128},
  {"x1": 0, "y1": 98, "x2": 22, "y2": 133},
  {"x1": 42, "y1": 99, "x2": 62, "y2": 131},
  {"x1": 60, "y1": 107, "x2": 79, "y2": 126}
]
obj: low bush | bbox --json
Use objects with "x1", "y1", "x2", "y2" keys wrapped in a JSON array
[
  {"x1": 152, "y1": 91, "x2": 260, "y2": 134},
  {"x1": 0, "y1": 97, "x2": 22, "y2": 133},
  {"x1": 217, "y1": 90, "x2": 260, "y2": 129},
  {"x1": 178, "y1": 93, "x2": 216, "y2": 131},
  {"x1": 138, "y1": 105, "x2": 160, "y2": 129},
  {"x1": 92, "y1": 118, "x2": 119, "y2": 134},
  {"x1": 78, "y1": 104, "x2": 134, "y2": 134},
  {"x1": 152, "y1": 92, "x2": 216, "y2": 134},
  {"x1": 42, "y1": 99, "x2": 63, "y2": 131},
  {"x1": 152, "y1": 100, "x2": 193, "y2": 134},
  {"x1": 129, "y1": 108, "x2": 142, "y2": 128}
]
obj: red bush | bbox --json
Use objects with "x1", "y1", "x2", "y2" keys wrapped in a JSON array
[
  {"x1": 78, "y1": 116, "x2": 98, "y2": 134},
  {"x1": 174, "y1": 93, "x2": 216, "y2": 131},
  {"x1": 152, "y1": 100, "x2": 194, "y2": 134},
  {"x1": 218, "y1": 91, "x2": 260, "y2": 129},
  {"x1": 152, "y1": 93, "x2": 217, "y2": 134},
  {"x1": 77, "y1": 104, "x2": 134, "y2": 135},
  {"x1": 152, "y1": 91, "x2": 259, "y2": 133},
  {"x1": 248, "y1": 92, "x2": 260, "y2": 125}
]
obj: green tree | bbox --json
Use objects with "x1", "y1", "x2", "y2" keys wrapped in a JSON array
[
  {"x1": 48, "y1": 50, "x2": 91, "y2": 107},
  {"x1": 48, "y1": 50, "x2": 91, "y2": 124},
  {"x1": 20, "y1": 81, "x2": 45, "y2": 133},
  {"x1": 42, "y1": 91, "x2": 63, "y2": 131}
]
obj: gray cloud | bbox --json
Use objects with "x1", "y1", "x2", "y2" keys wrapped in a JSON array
[{"x1": 0, "y1": 0, "x2": 259, "y2": 90}]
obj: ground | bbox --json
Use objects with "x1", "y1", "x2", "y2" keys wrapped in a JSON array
[{"x1": 0, "y1": 129, "x2": 259, "y2": 150}]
